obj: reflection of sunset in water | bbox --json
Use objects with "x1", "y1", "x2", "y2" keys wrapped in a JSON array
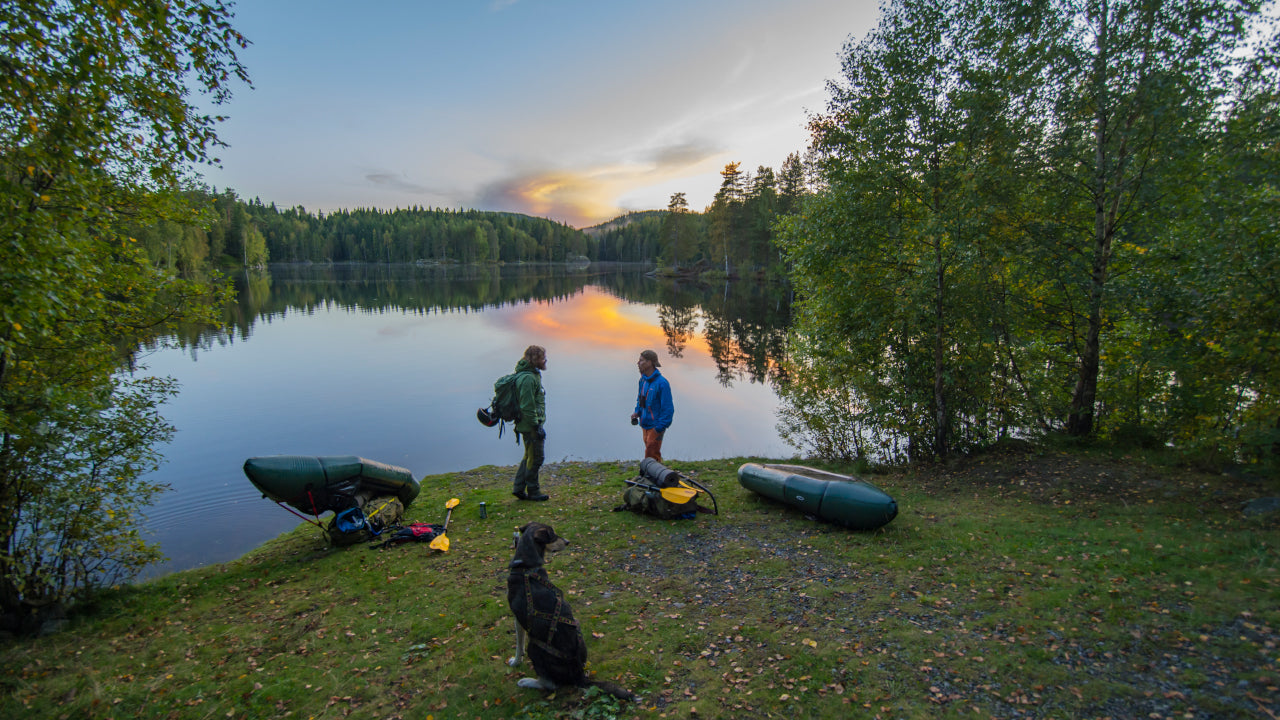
[
  {"x1": 140, "y1": 266, "x2": 795, "y2": 580},
  {"x1": 504, "y1": 287, "x2": 710, "y2": 356}
]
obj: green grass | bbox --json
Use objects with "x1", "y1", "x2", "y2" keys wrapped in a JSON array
[{"x1": 2, "y1": 449, "x2": 1277, "y2": 719}]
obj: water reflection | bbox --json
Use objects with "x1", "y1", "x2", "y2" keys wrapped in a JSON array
[
  {"x1": 137, "y1": 264, "x2": 795, "y2": 578},
  {"x1": 167, "y1": 263, "x2": 792, "y2": 390}
]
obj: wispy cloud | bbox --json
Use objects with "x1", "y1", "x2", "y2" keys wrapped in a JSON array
[
  {"x1": 648, "y1": 141, "x2": 722, "y2": 170},
  {"x1": 365, "y1": 172, "x2": 426, "y2": 194}
]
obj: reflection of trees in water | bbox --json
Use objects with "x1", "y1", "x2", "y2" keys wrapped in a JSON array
[
  {"x1": 696, "y1": 281, "x2": 792, "y2": 388},
  {"x1": 647, "y1": 278, "x2": 792, "y2": 387},
  {"x1": 654, "y1": 281, "x2": 702, "y2": 359},
  {"x1": 658, "y1": 303, "x2": 698, "y2": 358},
  {"x1": 154, "y1": 264, "x2": 791, "y2": 385}
]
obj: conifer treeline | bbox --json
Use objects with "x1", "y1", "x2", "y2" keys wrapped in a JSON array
[
  {"x1": 137, "y1": 153, "x2": 810, "y2": 277},
  {"x1": 133, "y1": 189, "x2": 597, "y2": 273},
  {"x1": 592, "y1": 153, "x2": 809, "y2": 276}
]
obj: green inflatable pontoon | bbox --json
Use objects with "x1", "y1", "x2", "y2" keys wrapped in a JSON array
[
  {"x1": 737, "y1": 463, "x2": 897, "y2": 530},
  {"x1": 243, "y1": 455, "x2": 420, "y2": 515}
]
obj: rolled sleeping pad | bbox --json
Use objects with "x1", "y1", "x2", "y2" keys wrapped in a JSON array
[
  {"x1": 639, "y1": 457, "x2": 682, "y2": 487},
  {"x1": 737, "y1": 462, "x2": 897, "y2": 530}
]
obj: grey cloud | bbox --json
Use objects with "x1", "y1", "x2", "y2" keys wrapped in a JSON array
[
  {"x1": 474, "y1": 175, "x2": 528, "y2": 211},
  {"x1": 366, "y1": 172, "x2": 427, "y2": 194},
  {"x1": 650, "y1": 141, "x2": 721, "y2": 170}
]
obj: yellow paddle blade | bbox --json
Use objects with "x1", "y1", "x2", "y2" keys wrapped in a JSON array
[
  {"x1": 429, "y1": 532, "x2": 450, "y2": 552},
  {"x1": 679, "y1": 478, "x2": 718, "y2": 515},
  {"x1": 445, "y1": 498, "x2": 461, "y2": 509},
  {"x1": 660, "y1": 486, "x2": 697, "y2": 503}
]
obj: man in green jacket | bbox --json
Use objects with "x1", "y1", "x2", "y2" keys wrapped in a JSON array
[{"x1": 511, "y1": 345, "x2": 549, "y2": 501}]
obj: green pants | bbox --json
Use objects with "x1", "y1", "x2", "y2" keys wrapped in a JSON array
[{"x1": 513, "y1": 430, "x2": 545, "y2": 494}]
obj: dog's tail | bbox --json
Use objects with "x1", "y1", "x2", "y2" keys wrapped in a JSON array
[{"x1": 585, "y1": 679, "x2": 635, "y2": 701}]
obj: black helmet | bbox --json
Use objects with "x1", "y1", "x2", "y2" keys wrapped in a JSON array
[{"x1": 476, "y1": 407, "x2": 498, "y2": 427}]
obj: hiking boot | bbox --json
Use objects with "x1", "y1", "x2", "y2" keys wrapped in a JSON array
[
  {"x1": 512, "y1": 491, "x2": 528, "y2": 500},
  {"x1": 525, "y1": 492, "x2": 549, "y2": 502}
]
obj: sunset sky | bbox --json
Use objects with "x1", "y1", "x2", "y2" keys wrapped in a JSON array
[{"x1": 198, "y1": 0, "x2": 881, "y2": 229}]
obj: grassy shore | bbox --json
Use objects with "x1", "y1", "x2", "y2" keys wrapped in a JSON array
[{"x1": 2, "y1": 444, "x2": 1277, "y2": 719}]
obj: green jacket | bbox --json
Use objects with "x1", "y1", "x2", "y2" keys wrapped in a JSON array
[{"x1": 512, "y1": 358, "x2": 545, "y2": 433}]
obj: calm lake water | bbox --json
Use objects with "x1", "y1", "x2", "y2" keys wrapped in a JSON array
[{"x1": 137, "y1": 263, "x2": 796, "y2": 578}]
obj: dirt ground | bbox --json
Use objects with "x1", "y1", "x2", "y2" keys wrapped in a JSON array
[{"x1": 906, "y1": 440, "x2": 1276, "y2": 515}]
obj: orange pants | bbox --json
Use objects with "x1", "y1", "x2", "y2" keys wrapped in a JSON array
[{"x1": 642, "y1": 428, "x2": 665, "y2": 463}]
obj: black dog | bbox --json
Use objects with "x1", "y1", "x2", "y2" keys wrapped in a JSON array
[{"x1": 506, "y1": 522, "x2": 633, "y2": 700}]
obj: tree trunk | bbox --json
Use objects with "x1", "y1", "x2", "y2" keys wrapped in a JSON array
[
  {"x1": 933, "y1": 256, "x2": 949, "y2": 456},
  {"x1": 1068, "y1": 0, "x2": 1113, "y2": 438},
  {"x1": 932, "y1": 176, "x2": 949, "y2": 457},
  {"x1": 1070, "y1": 144, "x2": 1112, "y2": 437},
  {"x1": 1068, "y1": 299, "x2": 1104, "y2": 435}
]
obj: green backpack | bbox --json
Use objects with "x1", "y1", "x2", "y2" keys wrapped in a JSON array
[
  {"x1": 616, "y1": 483, "x2": 699, "y2": 520},
  {"x1": 475, "y1": 370, "x2": 529, "y2": 440},
  {"x1": 491, "y1": 371, "x2": 526, "y2": 423}
]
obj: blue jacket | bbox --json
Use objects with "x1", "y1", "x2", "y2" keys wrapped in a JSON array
[{"x1": 634, "y1": 369, "x2": 673, "y2": 432}]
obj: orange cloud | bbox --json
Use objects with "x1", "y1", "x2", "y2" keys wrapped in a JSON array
[
  {"x1": 475, "y1": 141, "x2": 725, "y2": 228},
  {"x1": 480, "y1": 171, "x2": 619, "y2": 229}
]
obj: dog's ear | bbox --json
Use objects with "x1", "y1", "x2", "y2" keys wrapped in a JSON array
[{"x1": 532, "y1": 524, "x2": 556, "y2": 545}]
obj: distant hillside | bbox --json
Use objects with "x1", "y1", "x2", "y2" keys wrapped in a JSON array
[{"x1": 582, "y1": 210, "x2": 666, "y2": 238}]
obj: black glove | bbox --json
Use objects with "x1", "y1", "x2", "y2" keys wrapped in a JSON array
[{"x1": 536, "y1": 426, "x2": 546, "y2": 440}]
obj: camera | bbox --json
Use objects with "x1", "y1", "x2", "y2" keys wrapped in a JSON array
[{"x1": 630, "y1": 416, "x2": 638, "y2": 426}]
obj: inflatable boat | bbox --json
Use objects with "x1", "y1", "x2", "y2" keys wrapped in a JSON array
[
  {"x1": 243, "y1": 455, "x2": 420, "y2": 515},
  {"x1": 737, "y1": 463, "x2": 897, "y2": 530}
]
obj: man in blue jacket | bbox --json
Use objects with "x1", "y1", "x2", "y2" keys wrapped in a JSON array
[{"x1": 630, "y1": 349, "x2": 674, "y2": 462}]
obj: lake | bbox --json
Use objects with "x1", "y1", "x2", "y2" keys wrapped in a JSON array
[{"x1": 137, "y1": 263, "x2": 796, "y2": 578}]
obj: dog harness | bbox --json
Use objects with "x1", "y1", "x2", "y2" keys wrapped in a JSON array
[{"x1": 510, "y1": 566, "x2": 579, "y2": 660}]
